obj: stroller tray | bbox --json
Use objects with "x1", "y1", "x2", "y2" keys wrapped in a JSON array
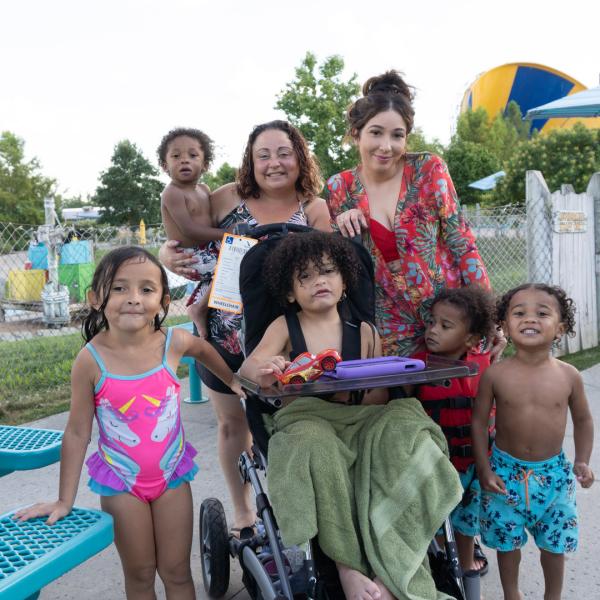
[{"x1": 240, "y1": 355, "x2": 479, "y2": 402}]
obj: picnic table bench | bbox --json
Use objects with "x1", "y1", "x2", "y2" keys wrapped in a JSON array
[
  {"x1": 0, "y1": 425, "x2": 113, "y2": 599},
  {"x1": 0, "y1": 507, "x2": 113, "y2": 600},
  {"x1": 0, "y1": 426, "x2": 63, "y2": 477}
]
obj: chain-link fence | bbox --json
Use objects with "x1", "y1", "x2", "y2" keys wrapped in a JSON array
[
  {"x1": 0, "y1": 221, "x2": 191, "y2": 330},
  {"x1": 463, "y1": 203, "x2": 528, "y2": 295}
]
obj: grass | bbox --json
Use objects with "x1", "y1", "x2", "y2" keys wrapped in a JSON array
[
  {"x1": 559, "y1": 345, "x2": 600, "y2": 371},
  {"x1": 0, "y1": 314, "x2": 191, "y2": 425}
]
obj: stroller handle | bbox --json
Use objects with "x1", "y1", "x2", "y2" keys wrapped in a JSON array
[
  {"x1": 234, "y1": 222, "x2": 313, "y2": 239},
  {"x1": 234, "y1": 221, "x2": 364, "y2": 245}
]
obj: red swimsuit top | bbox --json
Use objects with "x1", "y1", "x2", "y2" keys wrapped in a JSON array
[{"x1": 370, "y1": 219, "x2": 400, "y2": 262}]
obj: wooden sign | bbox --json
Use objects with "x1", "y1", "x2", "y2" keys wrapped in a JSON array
[{"x1": 552, "y1": 210, "x2": 587, "y2": 233}]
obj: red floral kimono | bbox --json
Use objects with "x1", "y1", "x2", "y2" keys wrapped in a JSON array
[{"x1": 326, "y1": 153, "x2": 490, "y2": 357}]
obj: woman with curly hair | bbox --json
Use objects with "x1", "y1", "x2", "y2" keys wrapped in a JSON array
[{"x1": 160, "y1": 120, "x2": 331, "y2": 536}]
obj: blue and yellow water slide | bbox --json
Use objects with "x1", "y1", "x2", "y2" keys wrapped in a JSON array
[{"x1": 461, "y1": 63, "x2": 600, "y2": 135}]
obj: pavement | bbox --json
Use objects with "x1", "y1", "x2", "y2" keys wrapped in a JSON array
[{"x1": 2, "y1": 366, "x2": 599, "y2": 600}]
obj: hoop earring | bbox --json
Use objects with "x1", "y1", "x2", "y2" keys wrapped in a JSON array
[{"x1": 338, "y1": 291, "x2": 347, "y2": 304}]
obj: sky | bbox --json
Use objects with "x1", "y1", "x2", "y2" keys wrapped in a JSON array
[{"x1": 2, "y1": 0, "x2": 599, "y2": 200}]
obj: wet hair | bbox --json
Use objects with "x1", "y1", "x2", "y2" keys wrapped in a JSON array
[
  {"x1": 347, "y1": 70, "x2": 415, "y2": 137},
  {"x1": 496, "y1": 283, "x2": 576, "y2": 336},
  {"x1": 236, "y1": 120, "x2": 322, "y2": 200},
  {"x1": 157, "y1": 127, "x2": 214, "y2": 173},
  {"x1": 431, "y1": 287, "x2": 497, "y2": 341},
  {"x1": 82, "y1": 246, "x2": 170, "y2": 343},
  {"x1": 263, "y1": 232, "x2": 361, "y2": 307}
]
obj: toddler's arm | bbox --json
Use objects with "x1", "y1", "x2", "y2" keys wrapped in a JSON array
[
  {"x1": 472, "y1": 368, "x2": 506, "y2": 494},
  {"x1": 162, "y1": 184, "x2": 224, "y2": 243},
  {"x1": 240, "y1": 317, "x2": 291, "y2": 388},
  {"x1": 568, "y1": 366, "x2": 595, "y2": 487},
  {"x1": 15, "y1": 351, "x2": 96, "y2": 525}
]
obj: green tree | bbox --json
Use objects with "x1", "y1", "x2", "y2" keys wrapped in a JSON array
[
  {"x1": 447, "y1": 101, "x2": 532, "y2": 205},
  {"x1": 493, "y1": 124, "x2": 600, "y2": 205},
  {"x1": 93, "y1": 140, "x2": 163, "y2": 225},
  {"x1": 486, "y1": 101, "x2": 530, "y2": 164},
  {"x1": 455, "y1": 107, "x2": 490, "y2": 145},
  {"x1": 503, "y1": 100, "x2": 530, "y2": 140},
  {"x1": 445, "y1": 140, "x2": 501, "y2": 205},
  {"x1": 0, "y1": 131, "x2": 55, "y2": 223},
  {"x1": 276, "y1": 52, "x2": 360, "y2": 179},
  {"x1": 407, "y1": 127, "x2": 446, "y2": 156},
  {"x1": 202, "y1": 162, "x2": 237, "y2": 191}
]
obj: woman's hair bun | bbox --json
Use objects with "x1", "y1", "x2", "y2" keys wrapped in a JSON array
[{"x1": 362, "y1": 70, "x2": 413, "y2": 101}]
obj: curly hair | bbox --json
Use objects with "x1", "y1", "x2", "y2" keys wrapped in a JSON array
[
  {"x1": 236, "y1": 120, "x2": 322, "y2": 200},
  {"x1": 263, "y1": 232, "x2": 361, "y2": 307},
  {"x1": 157, "y1": 127, "x2": 214, "y2": 173},
  {"x1": 347, "y1": 70, "x2": 415, "y2": 137},
  {"x1": 431, "y1": 287, "x2": 497, "y2": 340},
  {"x1": 82, "y1": 246, "x2": 170, "y2": 343},
  {"x1": 496, "y1": 283, "x2": 576, "y2": 336}
]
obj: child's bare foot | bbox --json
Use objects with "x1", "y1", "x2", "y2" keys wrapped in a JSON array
[
  {"x1": 337, "y1": 564, "x2": 381, "y2": 600},
  {"x1": 373, "y1": 577, "x2": 396, "y2": 600}
]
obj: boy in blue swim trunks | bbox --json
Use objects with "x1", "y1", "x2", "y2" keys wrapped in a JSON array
[{"x1": 472, "y1": 284, "x2": 594, "y2": 600}]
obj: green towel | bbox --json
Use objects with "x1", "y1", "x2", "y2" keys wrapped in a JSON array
[{"x1": 267, "y1": 397, "x2": 463, "y2": 600}]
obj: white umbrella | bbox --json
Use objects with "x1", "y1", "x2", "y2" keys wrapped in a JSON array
[
  {"x1": 468, "y1": 171, "x2": 505, "y2": 191},
  {"x1": 525, "y1": 86, "x2": 600, "y2": 119}
]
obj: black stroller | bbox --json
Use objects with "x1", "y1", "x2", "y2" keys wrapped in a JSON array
[{"x1": 198, "y1": 223, "x2": 480, "y2": 600}]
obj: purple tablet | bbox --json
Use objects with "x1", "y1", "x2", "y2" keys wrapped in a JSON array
[{"x1": 324, "y1": 356, "x2": 426, "y2": 379}]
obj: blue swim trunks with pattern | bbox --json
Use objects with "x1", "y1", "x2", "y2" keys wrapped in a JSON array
[{"x1": 479, "y1": 445, "x2": 578, "y2": 554}]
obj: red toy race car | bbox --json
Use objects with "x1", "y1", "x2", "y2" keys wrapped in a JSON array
[{"x1": 277, "y1": 349, "x2": 342, "y2": 385}]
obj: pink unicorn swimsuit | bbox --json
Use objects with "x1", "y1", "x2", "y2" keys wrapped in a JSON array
[{"x1": 85, "y1": 328, "x2": 198, "y2": 503}]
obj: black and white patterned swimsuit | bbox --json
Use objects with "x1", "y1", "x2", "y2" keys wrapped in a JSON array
[{"x1": 205, "y1": 200, "x2": 308, "y2": 356}]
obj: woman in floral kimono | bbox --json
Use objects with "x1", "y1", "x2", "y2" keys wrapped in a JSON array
[{"x1": 326, "y1": 70, "x2": 496, "y2": 358}]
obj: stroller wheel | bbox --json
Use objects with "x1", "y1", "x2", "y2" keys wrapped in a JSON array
[{"x1": 199, "y1": 498, "x2": 230, "y2": 597}]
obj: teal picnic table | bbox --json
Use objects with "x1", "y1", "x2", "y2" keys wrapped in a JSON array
[
  {"x1": 0, "y1": 425, "x2": 63, "y2": 477},
  {"x1": 0, "y1": 425, "x2": 113, "y2": 599}
]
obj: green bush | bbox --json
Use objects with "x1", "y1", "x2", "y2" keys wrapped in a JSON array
[{"x1": 493, "y1": 125, "x2": 600, "y2": 204}]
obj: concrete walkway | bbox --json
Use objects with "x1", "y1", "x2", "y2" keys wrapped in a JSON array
[{"x1": 2, "y1": 366, "x2": 599, "y2": 599}]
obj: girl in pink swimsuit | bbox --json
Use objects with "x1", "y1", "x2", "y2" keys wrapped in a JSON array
[{"x1": 16, "y1": 246, "x2": 245, "y2": 599}]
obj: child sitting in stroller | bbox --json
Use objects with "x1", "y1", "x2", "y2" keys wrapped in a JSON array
[
  {"x1": 241, "y1": 231, "x2": 463, "y2": 600},
  {"x1": 241, "y1": 231, "x2": 386, "y2": 406}
]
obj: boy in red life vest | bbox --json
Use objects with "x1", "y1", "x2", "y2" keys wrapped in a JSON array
[{"x1": 413, "y1": 287, "x2": 497, "y2": 578}]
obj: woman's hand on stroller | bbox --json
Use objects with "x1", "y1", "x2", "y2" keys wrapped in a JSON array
[
  {"x1": 335, "y1": 208, "x2": 367, "y2": 238},
  {"x1": 257, "y1": 356, "x2": 291, "y2": 388}
]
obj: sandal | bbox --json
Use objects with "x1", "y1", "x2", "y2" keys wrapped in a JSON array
[
  {"x1": 229, "y1": 524, "x2": 256, "y2": 540},
  {"x1": 474, "y1": 539, "x2": 489, "y2": 576}
]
